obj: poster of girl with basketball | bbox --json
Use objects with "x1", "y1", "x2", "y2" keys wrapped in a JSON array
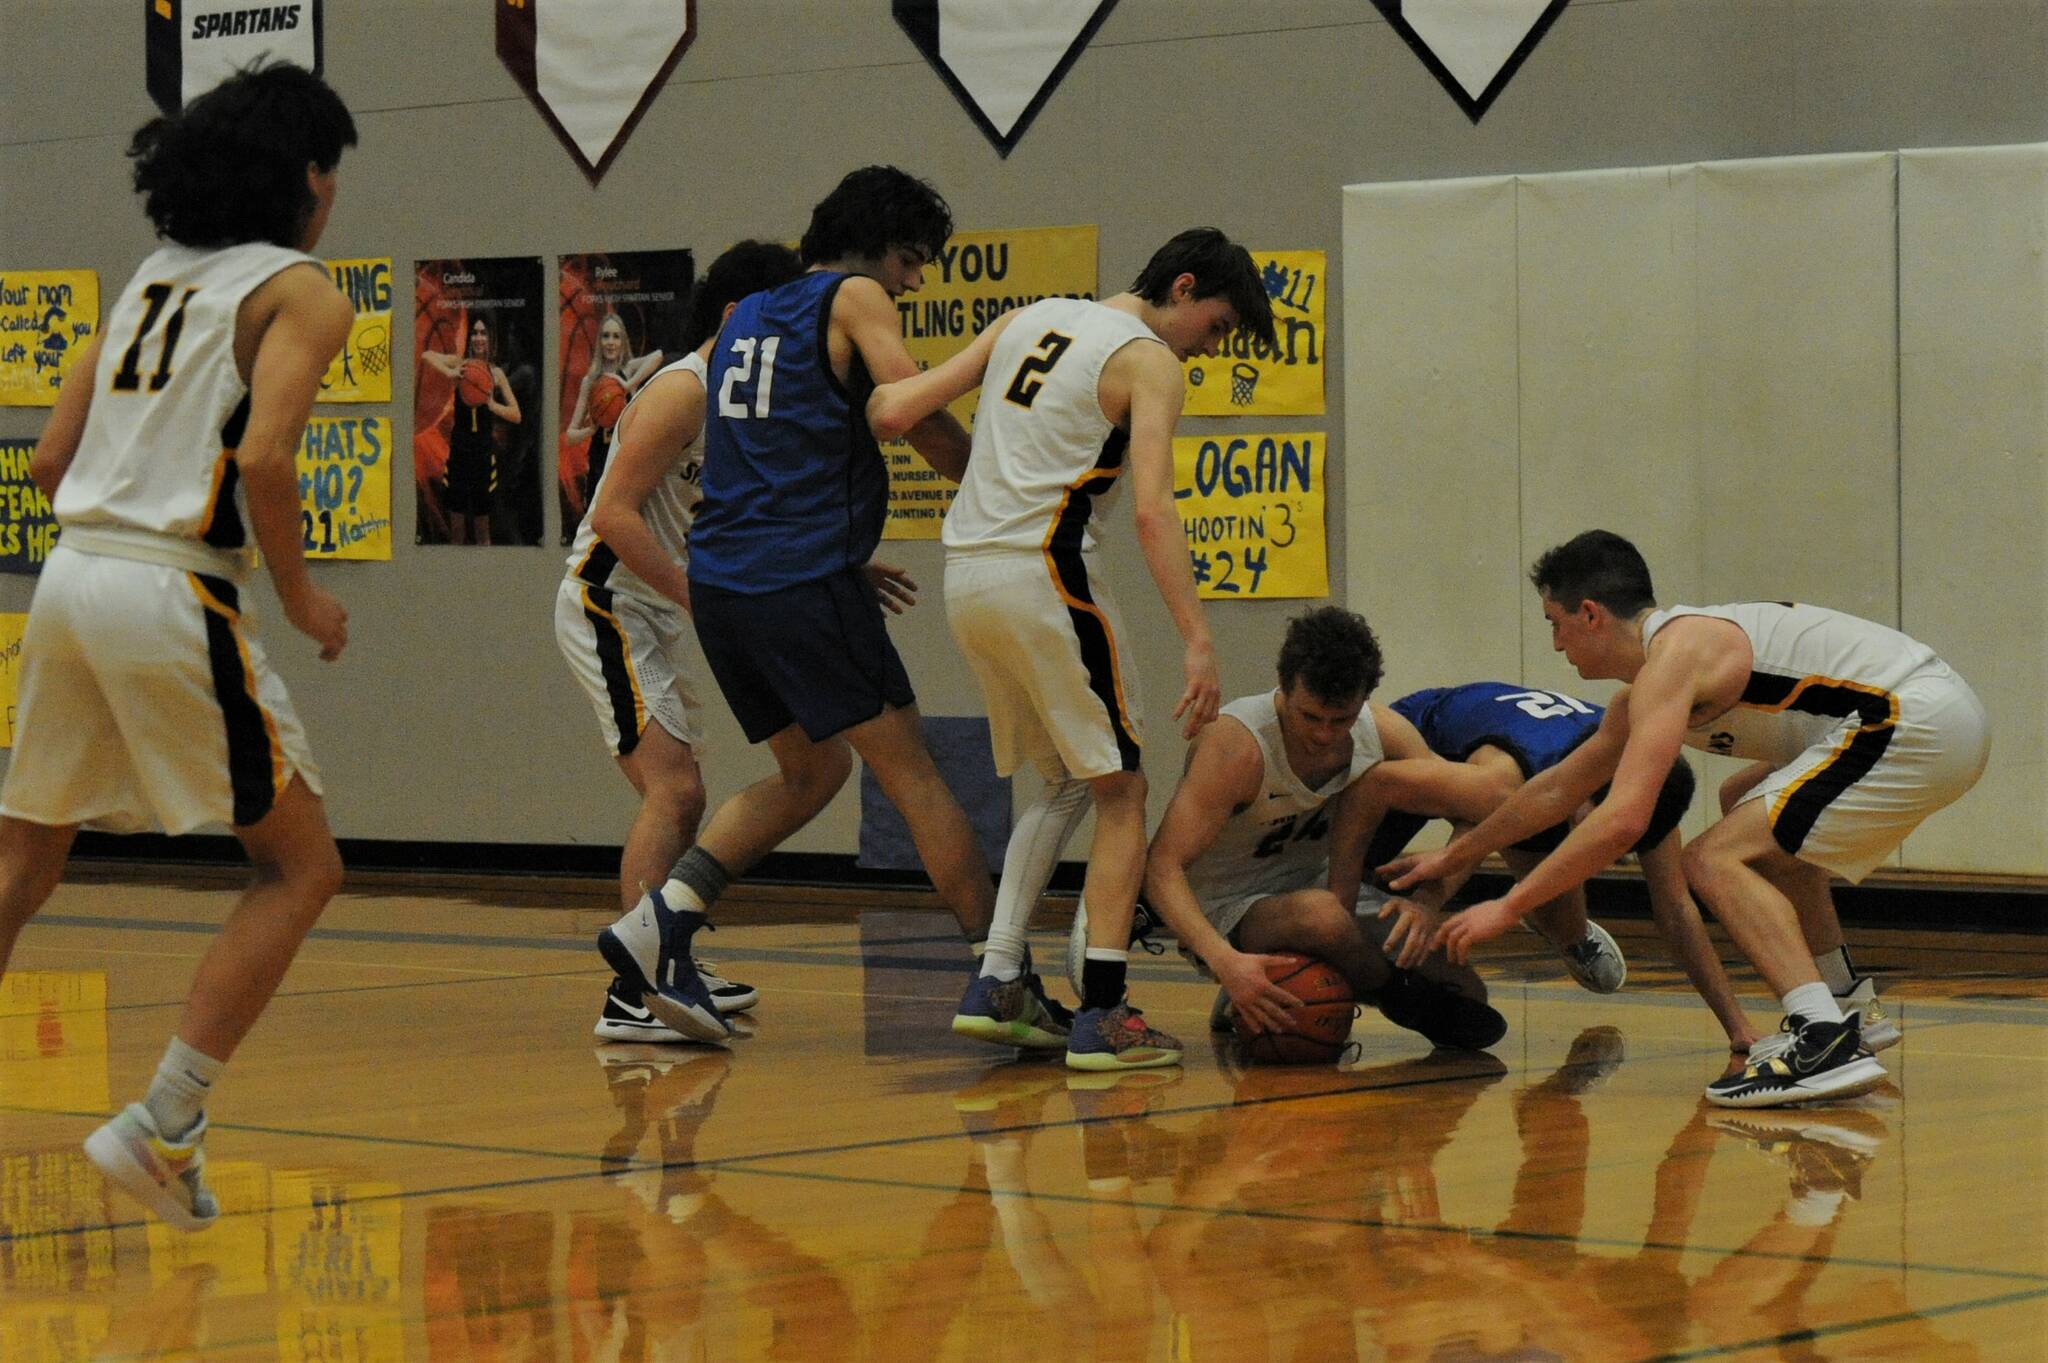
[
  {"x1": 414, "y1": 257, "x2": 545, "y2": 546},
  {"x1": 556, "y1": 249, "x2": 694, "y2": 542}
]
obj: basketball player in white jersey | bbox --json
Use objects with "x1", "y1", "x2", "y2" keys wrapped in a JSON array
[
  {"x1": 1143, "y1": 608, "x2": 1510, "y2": 1050},
  {"x1": 557, "y1": 242, "x2": 804, "y2": 1042},
  {"x1": 0, "y1": 65, "x2": 357, "y2": 1229},
  {"x1": 1389, "y1": 530, "x2": 1989, "y2": 1107},
  {"x1": 868, "y1": 229, "x2": 1276, "y2": 1070}
]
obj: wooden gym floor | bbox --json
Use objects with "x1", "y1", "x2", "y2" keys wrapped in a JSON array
[{"x1": 2, "y1": 873, "x2": 2044, "y2": 1362}]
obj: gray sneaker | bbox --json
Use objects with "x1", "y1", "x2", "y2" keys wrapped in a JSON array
[
  {"x1": 1558, "y1": 921, "x2": 1627, "y2": 994},
  {"x1": 84, "y1": 1104, "x2": 220, "y2": 1232}
]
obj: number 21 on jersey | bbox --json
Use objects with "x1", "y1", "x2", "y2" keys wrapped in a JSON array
[{"x1": 718, "y1": 336, "x2": 781, "y2": 418}]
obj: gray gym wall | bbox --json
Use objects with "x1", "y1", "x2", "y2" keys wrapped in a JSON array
[{"x1": 1, "y1": 2, "x2": 2042, "y2": 869}]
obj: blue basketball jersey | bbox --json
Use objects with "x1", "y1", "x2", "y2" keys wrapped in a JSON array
[
  {"x1": 1390, "y1": 682, "x2": 1605, "y2": 778},
  {"x1": 690, "y1": 271, "x2": 886, "y2": 593}
]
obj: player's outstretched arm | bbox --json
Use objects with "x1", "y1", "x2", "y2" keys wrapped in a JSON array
[
  {"x1": 1124, "y1": 344, "x2": 1217, "y2": 737},
  {"x1": 1384, "y1": 703, "x2": 1625, "y2": 892},
  {"x1": 837, "y1": 277, "x2": 973, "y2": 481},
  {"x1": 1144, "y1": 720, "x2": 1303, "y2": 1033},
  {"x1": 587, "y1": 368, "x2": 699, "y2": 611},
  {"x1": 238, "y1": 264, "x2": 354, "y2": 661},
  {"x1": 866, "y1": 307, "x2": 1018, "y2": 443},
  {"x1": 1638, "y1": 828, "x2": 1766, "y2": 1055},
  {"x1": 31, "y1": 334, "x2": 102, "y2": 498}
]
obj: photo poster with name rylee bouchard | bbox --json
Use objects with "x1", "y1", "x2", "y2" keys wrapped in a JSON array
[
  {"x1": 413, "y1": 257, "x2": 544, "y2": 546},
  {"x1": 556, "y1": 250, "x2": 695, "y2": 544}
]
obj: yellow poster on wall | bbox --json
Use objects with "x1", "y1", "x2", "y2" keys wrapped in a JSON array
[
  {"x1": 0, "y1": 613, "x2": 25, "y2": 747},
  {"x1": 0, "y1": 271, "x2": 98, "y2": 407},
  {"x1": 299, "y1": 417, "x2": 393, "y2": 560},
  {"x1": 884, "y1": 225, "x2": 1097, "y2": 539},
  {"x1": 1182, "y1": 250, "x2": 1323, "y2": 417},
  {"x1": 1172, "y1": 432, "x2": 1327, "y2": 599},
  {"x1": 321, "y1": 257, "x2": 394, "y2": 403}
]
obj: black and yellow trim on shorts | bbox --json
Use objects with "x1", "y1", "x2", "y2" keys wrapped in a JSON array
[
  {"x1": 1040, "y1": 430, "x2": 1140, "y2": 772},
  {"x1": 198, "y1": 396, "x2": 250, "y2": 551},
  {"x1": 186, "y1": 572, "x2": 285, "y2": 827},
  {"x1": 1739, "y1": 670, "x2": 1899, "y2": 856},
  {"x1": 580, "y1": 582, "x2": 646, "y2": 756}
]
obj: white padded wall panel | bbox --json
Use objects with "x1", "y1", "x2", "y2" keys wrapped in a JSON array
[
  {"x1": 1693, "y1": 153, "x2": 1900, "y2": 624},
  {"x1": 1898, "y1": 144, "x2": 2048, "y2": 875},
  {"x1": 1343, "y1": 177, "x2": 1523, "y2": 696}
]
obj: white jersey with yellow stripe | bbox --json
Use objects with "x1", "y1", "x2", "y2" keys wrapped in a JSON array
[
  {"x1": 564, "y1": 352, "x2": 704, "y2": 609},
  {"x1": 55, "y1": 242, "x2": 320, "y2": 557},
  {"x1": 942, "y1": 297, "x2": 1165, "y2": 555},
  {"x1": 1184, "y1": 691, "x2": 1385, "y2": 914},
  {"x1": 1642, "y1": 601, "x2": 1954, "y2": 759}
]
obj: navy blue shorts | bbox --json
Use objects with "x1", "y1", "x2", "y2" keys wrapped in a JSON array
[{"x1": 691, "y1": 567, "x2": 915, "y2": 744}]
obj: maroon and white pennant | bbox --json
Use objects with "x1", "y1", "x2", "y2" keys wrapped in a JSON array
[
  {"x1": 1373, "y1": 0, "x2": 1568, "y2": 122},
  {"x1": 894, "y1": 0, "x2": 1120, "y2": 157},
  {"x1": 497, "y1": 0, "x2": 695, "y2": 182}
]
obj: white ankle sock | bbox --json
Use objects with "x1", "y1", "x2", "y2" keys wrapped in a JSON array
[
  {"x1": 144, "y1": 1038, "x2": 223, "y2": 1140},
  {"x1": 1813, "y1": 946, "x2": 1856, "y2": 994},
  {"x1": 1782, "y1": 982, "x2": 1844, "y2": 1026}
]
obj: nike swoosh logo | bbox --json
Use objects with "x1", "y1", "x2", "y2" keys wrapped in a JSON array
[
  {"x1": 613, "y1": 999, "x2": 653, "y2": 1020},
  {"x1": 1794, "y1": 1030, "x2": 1849, "y2": 1075}
]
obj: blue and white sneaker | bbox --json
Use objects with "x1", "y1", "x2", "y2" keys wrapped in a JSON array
[{"x1": 596, "y1": 887, "x2": 731, "y2": 1044}]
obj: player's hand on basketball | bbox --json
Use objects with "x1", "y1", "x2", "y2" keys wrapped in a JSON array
[
  {"x1": 1174, "y1": 641, "x2": 1221, "y2": 738},
  {"x1": 1376, "y1": 896, "x2": 1441, "y2": 969},
  {"x1": 1218, "y1": 951, "x2": 1303, "y2": 1035},
  {"x1": 862, "y1": 559, "x2": 918, "y2": 614},
  {"x1": 286, "y1": 586, "x2": 349, "y2": 662},
  {"x1": 1432, "y1": 898, "x2": 1518, "y2": 965}
]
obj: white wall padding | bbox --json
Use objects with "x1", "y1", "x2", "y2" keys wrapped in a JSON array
[
  {"x1": 1342, "y1": 176, "x2": 1523, "y2": 696},
  {"x1": 1899, "y1": 143, "x2": 2048, "y2": 875}
]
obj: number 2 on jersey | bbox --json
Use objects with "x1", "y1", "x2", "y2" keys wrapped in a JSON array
[
  {"x1": 1003, "y1": 330, "x2": 1073, "y2": 408},
  {"x1": 110, "y1": 283, "x2": 196, "y2": 393},
  {"x1": 718, "y1": 336, "x2": 781, "y2": 418}
]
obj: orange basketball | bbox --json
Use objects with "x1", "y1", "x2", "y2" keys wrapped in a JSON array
[
  {"x1": 1233, "y1": 953, "x2": 1356, "y2": 1064},
  {"x1": 589, "y1": 373, "x2": 630, "y2": 430},
  {"x1": 458, "y1": 359, "x2": 493, "y2": 407}
]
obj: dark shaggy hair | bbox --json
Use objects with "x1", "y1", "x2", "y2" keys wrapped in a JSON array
[
  {"x1": 128, "y1": 63, "x2": 356, "y2": 249},
  {"x1": 1276, "y1": 608, "x2": 1383, "y2": 703},
  {"x1": 682, "y1": 241, "x2": 804, "y2": 350},
  {"x1": 1594, "y1": 755, "x2": 1697, "y2": 856},
  {"x1": 1529, "y1": 530, "x2": 1657, "y2": 618},
  {"x1": 799, "y1": 166, "x2": 952, "y2": 267},
  {"x1": 1129, "y1": 228, "x2": 1277, "y2": 350}
]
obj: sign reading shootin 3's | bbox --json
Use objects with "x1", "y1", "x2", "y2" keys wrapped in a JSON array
[{"x1": 145, "y1": 1, "x2": 323, "y2": 115}]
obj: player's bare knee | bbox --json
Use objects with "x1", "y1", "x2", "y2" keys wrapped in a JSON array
[{"x1": 1680, "y1": 835, "x2": 1734, "y2": 899}]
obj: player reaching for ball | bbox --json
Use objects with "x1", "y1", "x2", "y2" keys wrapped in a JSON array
[{"x1": 1139, "y1": 608, "x2": 1509, "y2": 1051}]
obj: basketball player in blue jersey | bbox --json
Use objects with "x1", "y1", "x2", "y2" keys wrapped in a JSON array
[
  {"x1": 1363, "y1": 680, "x2": 1771, "y2": 1057},
  {"x1": 559, "y1": 242, "x2": 803, "y2": 1042},
  {"x1": 0, "y1": 65, "x2": 357, "y2": 1230},
  {"x1": 868, "y1": 229, "x2": 1277, "y2": 1070},
  {"x1": 1390, "y1": 531, "x2": 1988, "y2": 1107},
  {"x1": 595, "y1": 167, "x2": 1031, "y2": 1043}
]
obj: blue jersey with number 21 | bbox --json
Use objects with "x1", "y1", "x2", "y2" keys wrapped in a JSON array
[
  {"x1": 691, "y1": 271, "x2": 886, "y2": 594},
  {"x1": 1390, "y1": 681, "x2": 1605, "y2": 777}
]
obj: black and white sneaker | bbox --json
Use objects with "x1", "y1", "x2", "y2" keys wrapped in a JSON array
[
  {"x1": 594, "y1": 978, "x2": 688, "y2": 1043},
  {"x1": 1706, "y1": 1013, "x2": 1886, "y2": 1108},
  {"x1": 596, "y1": 887, "x2": 731, "y2": 1043},
  {"x1": 693, "y1": 958, "x2": 758, "y2": 1014},
  {"x1": 1371, "y1": 969, "x2": 1507, "y2": 1050}
]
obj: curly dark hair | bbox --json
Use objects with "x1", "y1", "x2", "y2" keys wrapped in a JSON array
[
  {"x1": 128, "y1": 62, "x2": 356, "y2": 249},
  {"x1": 799, "y1": 166, "x2": 953, "y2": 267},
  {"x1": 1276, "y1": 607, "x2": 1384, "y2": 703},
  {"x1": 1129, "y1": 228, "x2": 1277, "y2": 351},
  {"x1": 682, "y1": 241, "x2": 805, "y2": 350},
  {"x1": 1529, "y1": 530, "x2": 1657, "y2": 618}
]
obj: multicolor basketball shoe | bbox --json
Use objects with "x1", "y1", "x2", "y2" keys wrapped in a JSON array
[
  {"x1": 84, "y1": 1104, "x2": 219, "y2": 1232},
  {"x1": 597, "y1": 887, "x2": 731, "y2": 1044},
  {"x1": 1066, "y1": 1003, "x2": 1183, "y2": 1072},
  {"x1": 1706, "y1": 1013, "x2": 1886, "y2": 1108}
]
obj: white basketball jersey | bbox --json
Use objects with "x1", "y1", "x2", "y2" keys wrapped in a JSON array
[
  {"x1": 1642, "y1": 601, "x2": 1951, "y2": 760},
  {"x1": 55, "y1": 242, "x2": 320, "y2": 546},
  {"x1": 942, "y1": 298, "x2": 1165, "y2": 554},
  {"x1": 565, "y1": 353, "x2": 705, "y2": 607},
  {"x1": 1185, "y1": 692, "x2": 1386, "y2": 911}
]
